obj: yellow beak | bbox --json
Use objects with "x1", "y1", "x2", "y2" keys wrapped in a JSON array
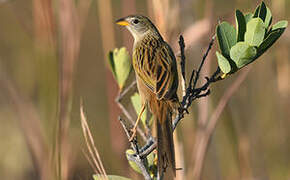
[{"x1": 116, "y1": 18, "x2": 129, "y2": 26}]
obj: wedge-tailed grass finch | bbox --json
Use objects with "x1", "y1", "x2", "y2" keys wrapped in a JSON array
[{"x1": 116, "y1": 15, "x2": 179, "y2": 177}]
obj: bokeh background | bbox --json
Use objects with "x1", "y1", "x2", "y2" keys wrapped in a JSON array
[{"x1": 0, "y1": 0, "x2": 289, "y2": 179}]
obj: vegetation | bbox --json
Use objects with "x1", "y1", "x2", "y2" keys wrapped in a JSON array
[
  {"x1": 0, "y1": 0, "x2": 289, "y2": 180},
  {"x1": 106, "y1": 2, "x2": 287, "y2": 179}
]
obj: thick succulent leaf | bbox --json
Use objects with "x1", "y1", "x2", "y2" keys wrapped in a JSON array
[
  {"x1": 235, "y1": 10, "x2": 246, "y2": 42},
  {"x1": 244, "y1": 13, "x2": 253, "y2": 24},
  {"x1": 93, "y1": 175, "x2": 131, "y2": 180},
  {"x1": 216, "y1": 51, "x2": 232, "y2": 74},
  {"x1": 230, "y1": 42, "x2": 257, "y2": 68},
  {"x1": 245, "y1": 18, "x2": 265, "y2": 46},
  {"x1": 216, "y1": 22, "x2": 237, "y2": 58},
  {"x1": 253, "y1": 1, "x2": 267, "y2": 22},
  {"x1": 257, "y1": 21, "x2": 288, "y2": 57},
  {"x1": 110, "y1": 47, "x2": 132, "y2": 90},
  {"x1": 126, "y1": 149, "x2": 142, "y2": 174},
  {"x1": 131, "y1": 93, "x2": 147, "y2": 127},
  {"x1": 264, "y1": 7, "x2": 272, "y2": 29}
]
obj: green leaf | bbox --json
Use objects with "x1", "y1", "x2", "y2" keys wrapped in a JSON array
[
  {"x1": 264, "y1": 7, "x2": 272, "y2": 29},
  {"x1": 272, "y1": 20, "x2": 288, "y2": 30},
  {"x1": 216, "y1": 51, "x2": 232, "y2": 74},
  {"x1": 245, "y1": 18, "x2": 265, "y2": 46},
  {"x1": 235, "y1": 10, "x2": 246, "y2": 42},
  {"x1": 131, "y1": 93, "x2": 147, "y2": 127},
  {"x1": 253, "y1": 1, "x2": 267, "y2": 22},
  {"x1": 230, "y1": 42, "x2": 257, "y2": 68},
  {"x1": 93, "y1": 175, "x2": 131, "y2": 180},
  {"x1": 244, "y1": 13, "x2": 253, "y2": 24},
  {"x1": 257, "y1": 21, "x2": 288, "y2": 57},
  {"x1": 126, "y1": 149, "x2": 142, "y2": 174},
  {"x1": 109, "y1": 47, "x2": 132, "y2": 90},
  {"x1": 216, "y1": 22, "x2": 237, "y2": 58}
]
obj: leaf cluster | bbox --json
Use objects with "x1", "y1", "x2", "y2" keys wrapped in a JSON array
[{"x1": 216, "y1": 1, "x2": 288, "y2": 75}]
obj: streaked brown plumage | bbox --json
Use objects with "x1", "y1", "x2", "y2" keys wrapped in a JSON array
[{"x1": 116, "y1": 15, "x2": 179, "y2": 177}]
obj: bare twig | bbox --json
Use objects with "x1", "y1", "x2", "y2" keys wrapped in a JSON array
[
  {"x1": 178, "y1": 35, "x2": 187, "y2": 97},
  {"x1": 115, "y1": 81, "x2": 147, "y2": 141},
  {"x1": 192, "y1": 35, "x2": 216, "y2": 89},
  {"x1": 139, "y1": 137, "x2": 156, "y2": 158},
  {"x1": 119, "y1": 117, "x2": 152, "y2": 180},
  {"x1": 178, "y1": 35, "x2": 186, "y2": 84},
  {"x1": 173, "y1": 35, "x2": 220, "y2": 130},
  {"x1": 116, "y1": 80, "x2": 137, "y2": 102}
]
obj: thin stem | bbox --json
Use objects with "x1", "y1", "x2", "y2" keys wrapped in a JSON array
[
  {"x1": 115, "y1": 81, "x2": 147, "y2": 141},
  {"x1": 116, "y1": 80, "x2": 137, "y2": 102},
  {"x1": 178, "y1": 35, "x2": 186, "y2": 83},
  {"x1": 119, "y1": 117, "x2": 152, "y2": 180},
  {"x1": 192, "y1": 35, "x2": 216, "y2": 90}
]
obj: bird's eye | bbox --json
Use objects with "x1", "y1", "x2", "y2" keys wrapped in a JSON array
[{"x1": 133, "y1": 19, "x2": 139, "y2": 24}]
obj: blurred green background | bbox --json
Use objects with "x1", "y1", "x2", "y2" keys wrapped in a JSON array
[{"x1": 0, "y1": 0, "x2": 289, "y2": 179}]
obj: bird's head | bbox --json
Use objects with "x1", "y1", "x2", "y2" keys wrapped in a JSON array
[{"x1": 116, "y1": 15, "x2": 161, "y2": 42}]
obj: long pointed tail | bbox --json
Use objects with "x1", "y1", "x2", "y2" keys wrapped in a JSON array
[{"x1": 155, "y1": 100, "x2": 176, "y2": 177}]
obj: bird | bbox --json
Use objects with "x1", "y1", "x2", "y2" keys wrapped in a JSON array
[{"x1": 116, "y1": 15, "x2": 179, "y2": 178}]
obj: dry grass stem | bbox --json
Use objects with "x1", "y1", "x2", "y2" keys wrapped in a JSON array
[
  {"x1": 82, "y1": 149, "x2": 98, "y2": 174},
  {"x1": 191, "y1": 67, "x2": 251, "y2": 180},
  {"x1": 80, "y1": 102, "x2": 108, "y2": 180}
]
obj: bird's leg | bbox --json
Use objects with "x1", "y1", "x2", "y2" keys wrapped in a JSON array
[{"x1": 129, "y1": 102, "x2": 146, "y2": 141}]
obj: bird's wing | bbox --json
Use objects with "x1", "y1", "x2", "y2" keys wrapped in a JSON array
[
  {"x1": 155, "y1": 43, "x2": 178, "y2": 99},
  {"x1": 133, "y1": 41, "x2": 178, "y2": 100}
]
